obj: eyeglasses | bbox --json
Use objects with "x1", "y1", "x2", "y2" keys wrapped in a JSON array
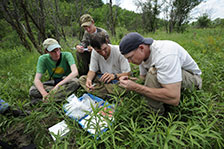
[{"x1": 125, "y1": 48, "x2": 138, "y2": 62}]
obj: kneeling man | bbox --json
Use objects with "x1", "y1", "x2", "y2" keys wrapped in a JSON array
[{"x1": 119, "y1": 32, "x2": 202, "y2": 115}]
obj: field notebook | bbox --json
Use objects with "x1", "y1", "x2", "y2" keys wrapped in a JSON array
[{"x1": 48, "y1": 120, "x2": 69, "y2": 141}]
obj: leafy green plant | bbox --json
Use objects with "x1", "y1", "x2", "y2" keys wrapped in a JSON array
[{"x1": 0, "y1": 28, "x2": 223, "y2": 148}]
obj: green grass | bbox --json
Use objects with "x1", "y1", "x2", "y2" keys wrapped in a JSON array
[{"x1": 0, "y1": 28, "x2": 223, "y2": 148}]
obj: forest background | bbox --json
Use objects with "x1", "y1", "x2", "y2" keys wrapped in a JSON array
[{"x1": 0, "y1": 0, "x2": 223, "y2": 148}]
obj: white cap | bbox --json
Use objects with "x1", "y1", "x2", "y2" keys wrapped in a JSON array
[{"x1": 43, "y1": 38, "x2": 61, "y2": 52}]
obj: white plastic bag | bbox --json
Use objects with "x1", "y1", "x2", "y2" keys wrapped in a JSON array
[{"x1": 64, "y1": 94, "x2": 96, "y2": 119}]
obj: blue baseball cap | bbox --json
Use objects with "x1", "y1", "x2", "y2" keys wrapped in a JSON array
[{"x1": 119, "y1": 32, "x2": 153, "y2": 55}]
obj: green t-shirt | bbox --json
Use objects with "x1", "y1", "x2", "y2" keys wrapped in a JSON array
[{"x1": 36, "y1": 52, "x2": 75, "y2": 79}]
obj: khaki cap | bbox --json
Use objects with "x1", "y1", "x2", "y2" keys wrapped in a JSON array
[
  {"x1": 80, "y1": 14, "x2": 94, "y2": 27},
  {"x1": 43, "y1": 38, "x2": 61, "y2": 52}
]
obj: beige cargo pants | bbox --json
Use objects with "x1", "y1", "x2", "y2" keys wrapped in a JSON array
[
  {"x1": 144, "y1": 67, "x2": 202, "y2": 115},
  {"x1": 29, "y1": 78, "x2": 80, "y2": 103}
]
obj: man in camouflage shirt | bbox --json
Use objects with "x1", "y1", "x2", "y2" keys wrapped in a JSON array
[{"x1": 75, "y1": 14, "x2": 110, "y2": 76}]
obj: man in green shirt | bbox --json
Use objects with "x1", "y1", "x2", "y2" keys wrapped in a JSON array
[{"x1": 29, "y1": 38, "x2": 79, "y2": 103}]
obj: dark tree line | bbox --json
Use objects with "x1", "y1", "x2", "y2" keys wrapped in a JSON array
[
  {"x1": 0, "y1": 0, "x2": 45, "y2": 53},
  {"x1": 1, "y1": 0, "x2": 222, "y2": 54},
  {"x1": 0, "y1": 0, "x2": 104, "y2": 54}
]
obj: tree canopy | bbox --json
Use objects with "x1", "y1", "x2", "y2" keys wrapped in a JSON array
[{"x1": 0, "y1": 0, "x2": 222, "y2": 53}]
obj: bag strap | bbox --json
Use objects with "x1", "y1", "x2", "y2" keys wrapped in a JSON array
[{"x1": 49, "y1": 53, "x2": 62, "y2": 80}]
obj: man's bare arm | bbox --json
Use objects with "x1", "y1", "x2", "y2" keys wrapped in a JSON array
[{"x1": 119, "y1": 76, "x2": 181, "y2": 106}]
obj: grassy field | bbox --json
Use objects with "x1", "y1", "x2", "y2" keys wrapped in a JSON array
[{"x1": 0, "y1": 28, "x2": 223, "y2": 148}]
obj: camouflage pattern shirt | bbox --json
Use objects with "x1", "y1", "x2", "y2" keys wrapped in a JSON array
[{"x1": 80, "y1": 27, "x2": 110, "y2": 48}]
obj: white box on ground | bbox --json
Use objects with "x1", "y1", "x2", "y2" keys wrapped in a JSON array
[
  {"x1": 79, "y1": 114, "x2": 108, "y2": 134},
  {"x1": 48, "y1": 120, "x2": 69, "y2": 141}
]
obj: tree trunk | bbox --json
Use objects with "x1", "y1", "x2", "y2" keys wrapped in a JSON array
[
  {"x1": 109, "y1": 0, "x2": 116, "y2": 36},
  {"x1": 38, "y1": 0, "x2": 47, "y2": 43},
  {"x1": 20, "y1": 0, "x2": 44, "y2": 54},
  {"x1": 24, "y1": 12, "x2": 43, "y2": 54},
  {"x1": 77, "y1": 0, "x2": 84, "y2": 41},
  {"x1": 53, "y1": 0, "x2": 60, "y2": 42},
  {"x1": 0, "y1": 0, "x2": 32, "y2": 51},
  {"x1": 20, "y1": 0, "x2": 46, "y2": 42}
]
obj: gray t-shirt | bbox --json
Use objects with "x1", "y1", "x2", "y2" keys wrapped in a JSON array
[{"x1": 90, "y1": 44, "x2": 131, "y2": 74}]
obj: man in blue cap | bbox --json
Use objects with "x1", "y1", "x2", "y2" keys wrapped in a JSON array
[
  {"x1": 119, "y1": 32, "x2": 202, "y2": 115},
  {"x1": 29, "y1": 38, "x2": 79, "y2": 103}
]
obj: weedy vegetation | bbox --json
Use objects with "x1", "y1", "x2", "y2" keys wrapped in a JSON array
[{"x1": 0, "y1": 28, "x2": 223, "y2": 148}]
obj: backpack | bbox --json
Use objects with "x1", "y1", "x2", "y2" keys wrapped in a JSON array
[{"x1": 0, "y1": 98, "x2": 9, "y2": 114}]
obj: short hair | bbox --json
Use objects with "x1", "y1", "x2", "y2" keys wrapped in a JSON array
[{"x1": 90, "y1": 32, "x2": 108, "y2": 50}]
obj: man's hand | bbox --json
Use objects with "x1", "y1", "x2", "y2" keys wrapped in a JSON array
[
  {"x1": 76, "y1": 45, "x2": 85, "y2": 53},
  {"x1": 44, "y1": 86, "x2": 59, "y2": 102},
  {"x1": 87, "y1": 46, "x2": 93, "y2": 52},
  {"x1": 100, "y1": 73, "x2": 115, "y2": 83},
  {"x1": 86, "y1": 78, "x2": 94, "y2": 91},
  {"x1": 42, "y1": 92, "x2": 49, "y2": 102},
  {"x1": 119, "y1": 76, "x2": 136, "y2": 90}
]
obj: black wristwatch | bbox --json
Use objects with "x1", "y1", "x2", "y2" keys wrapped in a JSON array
[{"x1": 113, "y1": 74, "x2": 117, "y2": 80}]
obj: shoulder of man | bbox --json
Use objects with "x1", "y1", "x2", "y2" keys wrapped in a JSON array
[
  {"x1": 82, "y1": 30, "x2": 90, "y2": 38},
  {"x1": 61, "y1": 52, "x2": 74, "y2": 59},
  {"x1": 110, "y1": 44, "x2": 120, "y2": 52},
  {"x1": 109, "y1": 45, "x2": 125, "y2": 60},
  {"x1": 96, "y1": 27, "x2": 108, "y2": 34},
  {"x1": 61, "y1": 51, "x2": 72, "y2": 55},
  {"x1": 96, "y1": 27, "x2": 110, "y2": 43},
  {"x1": 38, "y1": 53, "x2": 50, "y2": 61}
]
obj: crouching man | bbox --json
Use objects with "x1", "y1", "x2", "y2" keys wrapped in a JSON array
[
  {"x1": 119, "y1": 32, "x2": 202, "y2": 115},
  {"x1": 29, "y1": 38, "x2": 79, "y2": 103},
  {"x1": 79, "y1": 32, "x2": 131, "y2": 99}
]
